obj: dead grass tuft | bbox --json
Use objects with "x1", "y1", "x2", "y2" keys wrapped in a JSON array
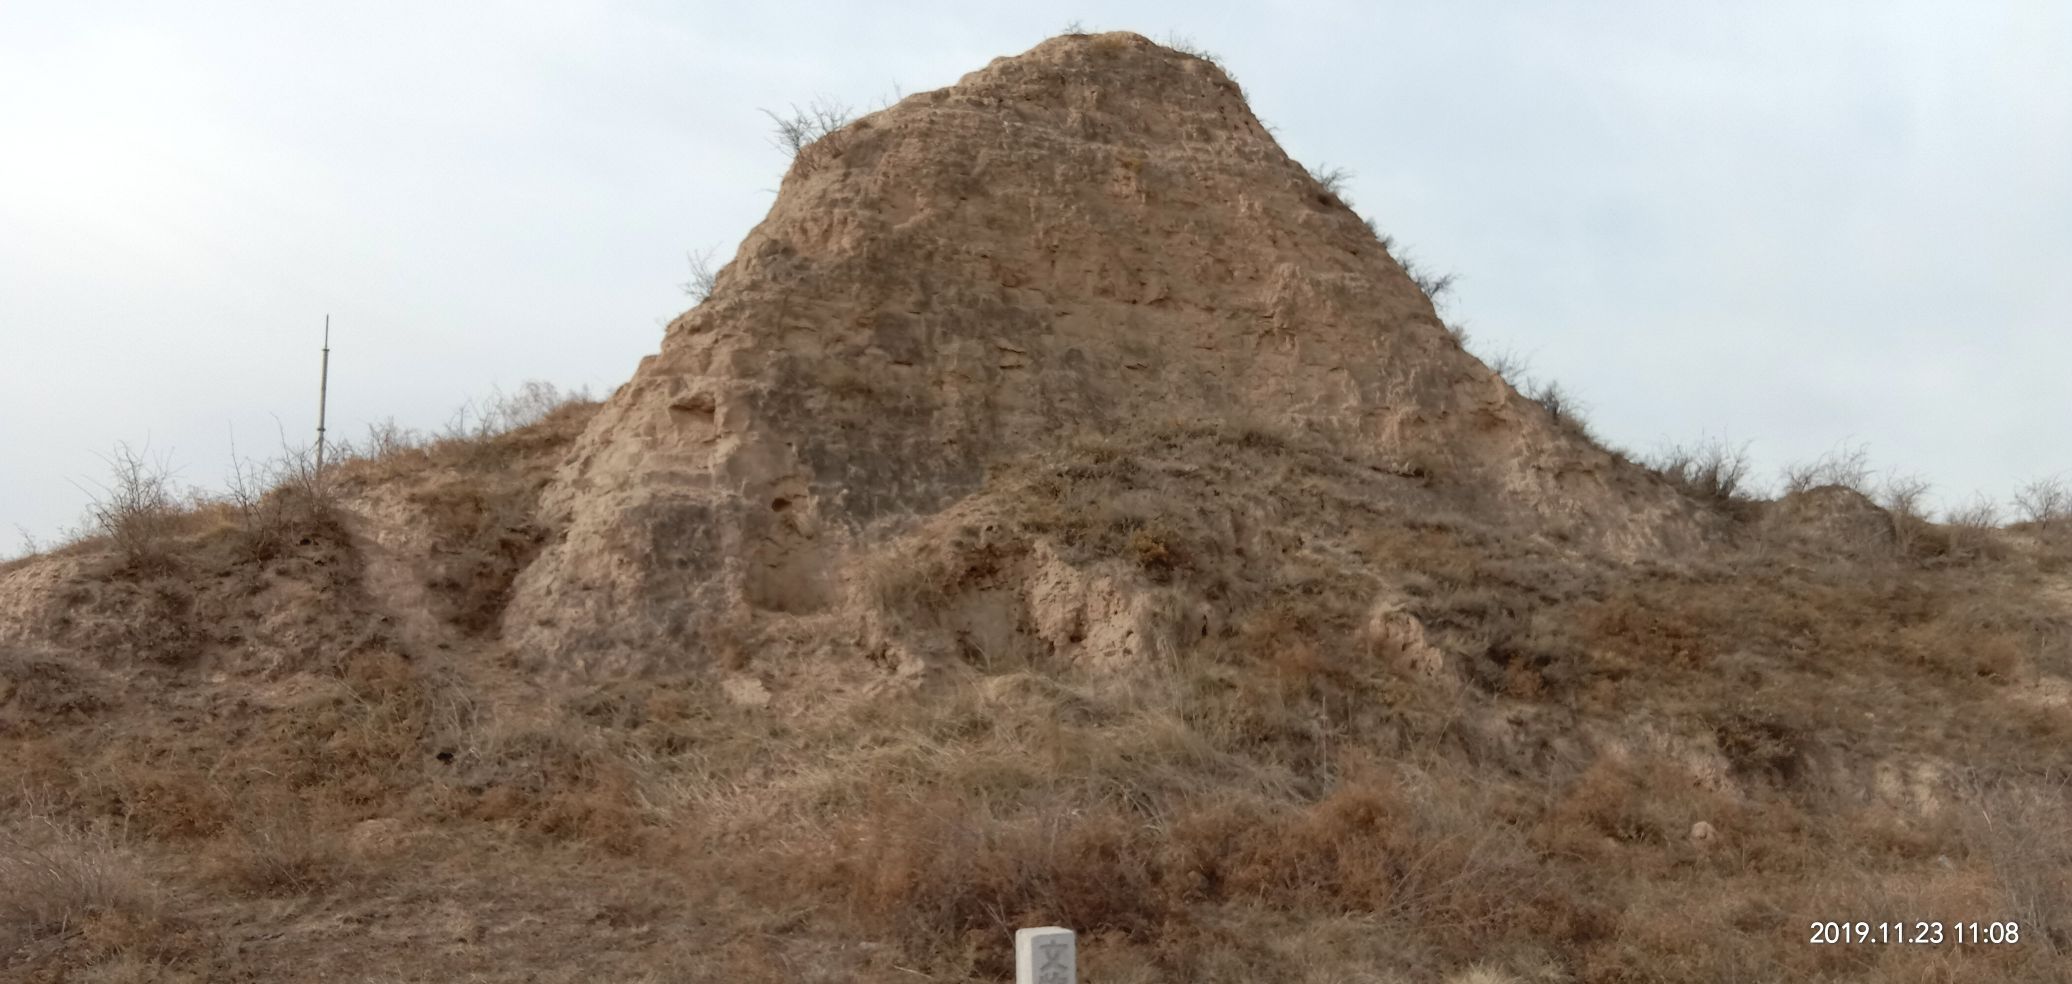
[
  {"x1": 1962, "y1": 773, "x2": 2072, "y2": 956},
  {"x1": 204, "y1": 808, "x2": 360, "y2": 898},
  {"x1": 0, "y1": 829, "x2": 165, "y2": 961}
]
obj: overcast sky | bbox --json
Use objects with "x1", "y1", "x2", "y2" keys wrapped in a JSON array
[{"x1": 4, "y1": 1, "x2": 2067, "y2": 551}]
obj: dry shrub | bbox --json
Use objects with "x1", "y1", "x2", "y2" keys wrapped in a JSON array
[
  {"x1": 1880, "y1": 472, "x2": 1936, "y2": 555},
  {"x1": 1304, "y1": 162, "x2": 1352, "y2": 205},
  {"x1": 1647, "y1": 438, "x2": 1755, "y2": 511},
  {"x1": 80, "y1": 442, "x2": 181, "y2": 574},
  {"x1": 763, "y1": 99, "x2": 854, "y2": 177},
  {"x1": 681, "y1": 247, "x2": 720, "y2": 302},
  {"x1": 357, "y1": 417, "x2": 422, "y2": 460},
  {"x1": 1781, "y1": 442, "x2": 1874, "y2": 496},
  {"x1": 221, "y1": 437, "x2": 341, "y2": 563},
  {"x1": 2012, "y1": 475, "x2": 2070, "y2": 530},
  {"x1": 1525, "y1": 379, "x2": 1584, "y2": 433},
  {"x1": 1943, "y1": 494, "x2": 2007, "y2": 561},
  {"x1": 1481, "y1": 348, "x2": 1531, "y2": 387}
]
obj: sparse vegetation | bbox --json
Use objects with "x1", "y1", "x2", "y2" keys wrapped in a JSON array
[
  {"x1": 1399, "y1": 254, "x2": 1459, "y2": 306},
  {"x1": 1362, "y1": 217, "x2": 1460, "y2": 309},
  {"x1": 0, "y1": 829, "x2": 164, "y2": 962},
  {"x1": 76, "y1": 442, "x2": 181, "y2": 574},
  {"x1": 12, "y1": 526, "x2": 42, "y2": 562},
  {"x1": 1526, "y1": 378, "x2": 1583, "y2": 427},
  {"x1": 1443, "y1": 319, "x2": 1472, "y2": 348},
  {"x1": 1160, "y1": 32, "x2": 1227, "y2": 71},
  {"x1": 1880, "y1": 471, "x2": 1936, "y2": 554},
  {"x1": 9, "y1": 381, "x2": 2070, "y2": 982},
  {"x1": 2014, "y1": 475, "x2": 2070, "y2": 530},
  {"x1": 437, "y1": 379, "x2": 579, "y2": 442},
  {"x1": 221, "y1": 432, "x2": 336, "y2": 562},
  {"x1": 681, "y1": 247, "x2": 720, "y2": 302},
  {"x1": 1482, "y1": 347, "x2": 1532, "y2": 385},
  {"x1": 1781, "y1": 441, "x2": 1875, "y2": 496},
  {"x1": 762, "y1": 98, "x2": 854, "y2": 175},
  {"x1": 1647, "y1": 438, "x2": 1755, "y2": 508},
  {"x1": 359, "y1": 416, "x2": 418, "y2": 459},
  {"x1": 1945, "y1": 493, "x2": 2008, "y2": 560},
  {"x1": 1964, "y1": 773, "x2": 2072, "y2": 958},
  {"x1": 1304, "y1": 162, "x2": 1352, "y2": 204}
]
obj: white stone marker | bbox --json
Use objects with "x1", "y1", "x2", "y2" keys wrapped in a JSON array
[{"x1": 1015, "y1": 926, "x2": 1076, "y2": 984}]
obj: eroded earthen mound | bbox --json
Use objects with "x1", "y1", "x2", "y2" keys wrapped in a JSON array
[
  {"x1": 1759, "y1": 483, "x2": 1898, "y2": 555},
  {"x1": 504, "y1": 32, "x2": 1709, "y2": 673},
  {"x1": 3, "y1": 33, "x2": 2068, "y2": 984}
]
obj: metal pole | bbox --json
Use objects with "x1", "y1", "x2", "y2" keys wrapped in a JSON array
[{"x1": 315, "y1": 315, "x2": 331, "y2": 475}]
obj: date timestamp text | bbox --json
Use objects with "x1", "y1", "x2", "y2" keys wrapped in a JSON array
[{"x1": 1809, "y1": 921, "x2": 2021, "y2": 945}]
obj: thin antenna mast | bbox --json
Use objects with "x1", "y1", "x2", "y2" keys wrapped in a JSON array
[{"x1": 315, "y1": 315, "x2": 331, "y2": 475}]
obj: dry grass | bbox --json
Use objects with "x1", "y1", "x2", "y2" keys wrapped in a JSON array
[
  {"x1": 0, "y1": 828, "x2": 168, "y2": 967},
  {"x1": 5, "y1": 395, "x2": 2069, "y2": 981},
  {"x1": 1963, "y1": 773, "x2": 2072, "y2": 957}
]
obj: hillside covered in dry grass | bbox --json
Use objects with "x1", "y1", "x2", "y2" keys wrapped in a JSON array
[
  {"x1": 3, "y1": 391, "x2": 2070, "y2": 983},
  {"x1": 4, "y1": 31, "x2": 2070, "y2": 984}
]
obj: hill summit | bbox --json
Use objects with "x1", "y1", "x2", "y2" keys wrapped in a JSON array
[{"x1": 505, "y1": 31, "x2": 1705, "y2": 674}]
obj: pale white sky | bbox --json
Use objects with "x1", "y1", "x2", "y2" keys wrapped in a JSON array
[{"x1": 4, "y1": 1, "x2": 2068, "y2": 550}]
